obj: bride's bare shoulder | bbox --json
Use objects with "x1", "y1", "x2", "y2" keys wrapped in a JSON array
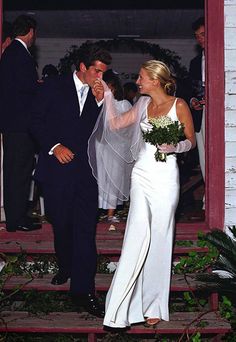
[{"x1": 176, "y1": 97, "x2": 189, "y2": 109}]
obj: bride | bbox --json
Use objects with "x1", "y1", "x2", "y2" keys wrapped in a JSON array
[{"x1": 89, "y1": 60, "x2": 196, "y2": 328}]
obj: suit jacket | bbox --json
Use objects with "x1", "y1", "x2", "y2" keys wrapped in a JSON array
[
  {"x1": 30, "y1": 73, "x2": 101, "y2": 186},
  {"x1": 189, "y1": 52, "x2": 204, "y2": 132},
  {"x1": 0, "y1": 39, "x2": 39, "y2": 132}
]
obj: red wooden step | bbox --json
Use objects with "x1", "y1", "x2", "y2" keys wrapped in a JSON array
[
  {"x1": 181, "y1": 173, "x2": 203, "y2": 194},
  {"x1": 0, "y1": 237, "x2": 208, "y2": 255},
  {"x1": 2, "y1": 273, "x2": 219, "y2": 311},
  {"x1": 0, "y1": 221, "x2": 209, "y2": 240},
  {"x1": 0, "y1": 222, "x2": 208, "y2": 254},
  {"x1": 97, "y1": 222, "x2": 208, "y2": 239},
  {"x1": 0, "y1": 311, "x2": 231, "y2": 336},
  {"x1": 2, "y1": 273, "x2": 207, "y2": 293},
  {"x1": 96, "y1": 240, "x2": 208, "y2": 256}
]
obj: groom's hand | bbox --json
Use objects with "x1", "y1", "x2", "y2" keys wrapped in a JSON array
[
  {"x1": 92, "y1": 78, "x2": 104, "y2": 102},
  {"x1": 53, "y1": 144, "x2": 75, "y2": 164}
]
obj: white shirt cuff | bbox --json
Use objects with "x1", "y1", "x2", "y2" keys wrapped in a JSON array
[
  {"x1": 49, "y1": 143, "x2": 61, "y2": 155},
  {"x1": 96, "y1": 98, "x2": 104, "y2": 107}
]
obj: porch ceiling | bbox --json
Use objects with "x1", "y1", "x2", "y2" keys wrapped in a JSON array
[{"x1": 3, "y1": 1, "x2": 204, "y2": 39}]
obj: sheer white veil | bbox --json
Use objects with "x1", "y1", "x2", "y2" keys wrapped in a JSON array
[{"x1": 88, "y1": 82, "x2": 150, "y2": 205}]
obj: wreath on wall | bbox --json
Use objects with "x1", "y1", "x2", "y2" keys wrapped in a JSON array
[{"x1": 58, "y1": 39, "x2": 188, "y2": 78}]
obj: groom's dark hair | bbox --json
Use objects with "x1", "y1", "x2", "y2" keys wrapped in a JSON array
[{"x1": 75, "y1": 42, "x2": 112, "y2": 71}]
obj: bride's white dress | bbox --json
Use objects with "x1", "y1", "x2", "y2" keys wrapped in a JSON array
[{"x1": 103, "y1": 99, "x2": 180, "y2": 328}]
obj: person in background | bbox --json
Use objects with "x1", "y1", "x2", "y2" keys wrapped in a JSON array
[
  {"x1": 189, "y1": 16, "x2": 205, "y2": 211},
  {"x1": 30, "y1": 43, "x2": 112, "y2": 318},
  {"x1": 42, "y1": 64, "x2": 59, "y2": 81},
  {"x1": 0, "y1": 15, "x2": 41, "y2": 232},
  {"x1": 123, "y1": 81, "x2": 139, "y2": 105},
  {"x1": 0, "y1": 21, "x2": 13, "y2": 224},
  {"x1": 101, "y1": 69, "x2": 132, "y2": 229},
  {"x1": 1, "y1": 21, "x2": 13, "y2": 53},
  {"x1": 88, "y1": 60, "x2": 196, "y2": 328}
]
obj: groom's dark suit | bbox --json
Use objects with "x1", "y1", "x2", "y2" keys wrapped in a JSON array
[
  {"x1": 31, "y1": 74, "x2": 101, "y2": 295},
  {"x1": 189, "y1": 52, "x2": 203, "y2": 133},
  {"x1": 0, "y1": 39, "x2": 38, "y2": 230}
]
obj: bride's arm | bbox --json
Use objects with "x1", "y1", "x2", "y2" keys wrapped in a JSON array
[
  {"x1": 103, "y1": 88, "x2": 138, "y2": 130},
  {"x1": 157, "y1": 98, "x2": 196, "y2": 155},
  {"x1": 176, "y1": 98, "x2": 196, "y2": 149}
]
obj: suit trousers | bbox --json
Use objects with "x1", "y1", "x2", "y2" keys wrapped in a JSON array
[
  {"x1": 42, "y1": 177, "x2": 98, "y2": 295},
  {"x1": 2, "y1": 132, "x2": 35, "y2": 229}
]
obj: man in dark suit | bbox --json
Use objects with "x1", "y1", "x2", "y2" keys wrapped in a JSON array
[
  {"x1": 1, "y1": 21, "x2": 13, "y2": 53},
  {"x1": 0, "y1": 15, "x2": 41, "y2": 232},
  {"x1": 189, "y1": 17, "x2": 205, "y2": 210},
  {"x1": 189, "y1": 16, "x2": 205, "y2": 133},
  {"x1": 30, "y1": 43, "x2": 112, "y2": 317}
]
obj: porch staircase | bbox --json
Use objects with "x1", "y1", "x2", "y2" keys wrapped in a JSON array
[{"x1": 0, "y1": 221, "x2": 231, "y2": 341}]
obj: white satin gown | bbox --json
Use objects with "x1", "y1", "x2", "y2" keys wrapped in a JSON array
[{"x1": 103, "y1": 99, "x2": 180, "y2": 328}]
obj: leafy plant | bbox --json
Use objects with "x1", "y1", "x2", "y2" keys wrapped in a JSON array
[
  {"x1": 182, "y1": 292, "x2": 207, "y2": 312},
  {"x1": 176, "y1": 240, "x2": 194, "y2": 247},
  {"x1": 174, "y1": 231, "x2": 219, "y2": 275},
  {"x1": 101, "y1": 333, "x2": 138, "y2": 341},
  {"x1": 0, "y1": 333, "x2": 87, "y2": 341},
  {"x1": 190, "y1": 332, "x2": 202, "y2": 342},
  {"x1": 97, "y1": 256, "x2": 111, "y2": 274},
  {"x1": 220, "y1": 296, "x2": 234, "y2": 320},
  {"x1": 196, "y1": 227, "x2": 236, "y2": 292},
  {"x1": 18, "y1": 291, "x2": 72, "y2": 314}
]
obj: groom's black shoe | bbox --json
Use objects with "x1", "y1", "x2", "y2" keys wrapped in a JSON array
[
  {"x1": 74, "y1": 294, "x2": 105, "y2": 318},
  {"x1": 6, "y1": 217, "x2": 42, "y2": 232},
  {"x1": 51, "y1": 272, "x2": 70, "y2": 285}
]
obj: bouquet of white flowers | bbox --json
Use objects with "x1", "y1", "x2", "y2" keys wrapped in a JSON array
[{"x1": 142, "y1": 116, "x2": 185, "y2": 162}]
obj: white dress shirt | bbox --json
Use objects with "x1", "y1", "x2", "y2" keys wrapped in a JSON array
[
  {"x1": 73, "y1": 71, "x2": 89, "y2": 114},
  {"x1": 15, "y1": 38, "x2": 30, "y2": 54},
  {"x1": 201, "y1": 50, "x2": 205, "y2": 86},
  {"x1": 49, "y1": 71, "x2": 103, "y2": 155}
]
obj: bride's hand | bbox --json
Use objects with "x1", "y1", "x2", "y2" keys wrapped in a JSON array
[
  {"x1": 157, "y1": 140, "x2": 192, "y2": 154},
  {"x1": 100, "y1": 79, "x2": 113, "y2": 96},
  {"x1": 157, "y1": 143, "x2": 176, "y2": 153}
]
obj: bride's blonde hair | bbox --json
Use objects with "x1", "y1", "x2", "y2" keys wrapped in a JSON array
[{"x1": 141, "y1": 60, "x2": 176, "y2": 95}]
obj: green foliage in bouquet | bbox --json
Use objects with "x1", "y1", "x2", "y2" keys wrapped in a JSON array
[{"x1": 142, "y1": 116, "x2": 185, "y2": 161}]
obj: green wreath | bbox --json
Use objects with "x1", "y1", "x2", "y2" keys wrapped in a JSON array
[{"x1": 58, "y1": 38, "x2": 188, "y2": 78}]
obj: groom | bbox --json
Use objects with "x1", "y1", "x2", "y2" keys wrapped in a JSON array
[{"x1": 30, "y1": 43, "x2": 112, "y2": 317}]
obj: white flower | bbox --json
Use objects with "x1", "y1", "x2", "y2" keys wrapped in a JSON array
[
  {"x1": 107, "y1": 261, "x2": 118, "y2": 273},
  {"x1": 149, "y1": 116, "x2": 173, "y2": 129},
  {"x1": 0, "y1": 261, "x2": 6, "y2": 273},
  {"x1": 143, "y1": 115, "x2": 185, "y2": 162}
]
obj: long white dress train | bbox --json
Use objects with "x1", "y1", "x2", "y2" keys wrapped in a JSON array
[{"x1": 103, "y1": 99, "x2": 180, "y2": 328}]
